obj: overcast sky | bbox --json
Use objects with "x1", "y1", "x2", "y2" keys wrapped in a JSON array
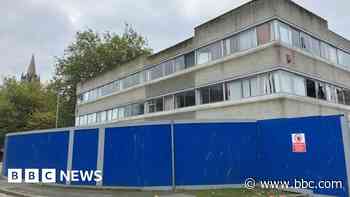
[{"x1": 1, "y1": 0, "x2": 350, "y2": 84}]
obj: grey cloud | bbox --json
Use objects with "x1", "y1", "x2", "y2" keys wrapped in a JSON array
[{"x1": 0, "y1": 0, "x2": 349, "y2": 84}]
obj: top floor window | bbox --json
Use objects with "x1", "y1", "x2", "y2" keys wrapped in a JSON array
[
  {"x1": 300, "y1": 32, "x2": 320, "y2": 56},
  {"x1": 197, "y1": 41, "x2": 222, "y2": 64},
  {"x1": 278, "y1": 22, "x2": 292, "y2": 45},
  {"x1": 162, "y1": 60, "x2": 175, "y2": 76},
  {"x1": 320, "y1": 42, "x2": 338, "y2": 64},
  {"x1": 148, "y1": 64, "x2": 163, "y2": 80},
  {"x1": 257, "y1": 23, "x2": 271, "y2": 45},
  {"x1": 224, "y1": 28, "x2": 258, "y2": 56},
  {"x1": 184, "y1": 52, "x2": 195, "y2": 68},
  {"x1": 122, "y1": 72, "x2": 142, "y2": 89},
  {"x1": 338, "y1": 50, "x2": 350, "y2": 69}
]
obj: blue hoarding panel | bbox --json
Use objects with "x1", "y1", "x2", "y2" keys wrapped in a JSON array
[
  {"x1": 71, "y1": 129, "x2": 99, "y2": 185},
  {"x1": 174, "y1": 122, "x2": 258, "y2": 186},
  {"x1": 103, "y1": 124, "x2": 172, "y2": 187},
  {"x1": 258, "y1": 115, "x2": 348, "y2": 197},
  {"x1": 4, "y1": 131, "x2": 69, "y2": 184}
]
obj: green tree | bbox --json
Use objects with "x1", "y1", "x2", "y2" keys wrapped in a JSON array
[
  {"x1": 0, "y1": 78, "x2": 57, "y2": 145},
  {"x1": 54, "y1": 24, "x2": 152, "y2": 127}
]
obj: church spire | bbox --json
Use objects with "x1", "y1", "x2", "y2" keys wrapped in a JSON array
[
  {"x1": 27, "y1": 54, "x2": 36, "y2": 77},
  {"x1": 21, "y1": 54, "x2": 40, "y2": 82}
]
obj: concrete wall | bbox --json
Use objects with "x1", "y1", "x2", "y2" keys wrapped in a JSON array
[
  {"x1": 76, "y1": 0, "x2": 350, "y2": 120},
  {"x1": 195, "y1": 98, "x2": 284, "y2": 120},
  {"x1": 195, "y1": 44, "x2": 279, "y2": 86},
  {"x1": 147, "y1": 38, "x2": 194, "y2": 65},
  {"x1": 193, "y1": 0, "x2": 350, "y2": 51},
  {"x1": 145, "y1": 72, "x2": 196, "y2": 98},
  {"x1": 192, "y1": 96, "x2": 350, "y2": 121},
  {"x1": 278, "y1": 44, "x2": 350, "y2": 88},
  {"x1": 144, "y1": 112, "x2": 196, "y2": 121},
  {"x1": 77, "y1": 0, "x2": 350, "y2": 96},
  {"x1": 76, "y1": 42, "x2": 350, "y2": 117},
  {"x1": 194, "y1": 0, "x2": 275, "y2": 47}
]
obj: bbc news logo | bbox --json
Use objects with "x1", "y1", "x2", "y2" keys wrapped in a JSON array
[{"x1": 8, "y1": 169, "x2": 102, "y2": 183}]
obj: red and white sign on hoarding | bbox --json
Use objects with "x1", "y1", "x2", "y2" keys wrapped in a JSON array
[{"x1": 291, "y1": 133, "x2": 306, "y2": 153}]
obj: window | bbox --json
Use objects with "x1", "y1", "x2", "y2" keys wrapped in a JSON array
[
  {"x1": 113, "y1": 80, "x2": 121, "y2": 92},
  {"x1": 306, "y1": 79, "x2": 316, "y2": 98},
  {"x1": 162, "y1": 60, "x2": 175, "y2": 76},
  {"x1": 278, "y1": 71, "x2": 293, "y2": 94},
  {"x1": 124, "y1": 105, "x2": 132, "y2": 117},
  {"x1": 185, "y1": 52, "x2": 195, "y2": 68},
  {"x1": 224, "y1": 28, "x2": 258, "y2": 54},
  {"x1": 248, "y1": 75, "x2": 272, "y2": 97},
  {"x1": 132, "y1": 104, "x2": 144, "y2": 116},
  {"x1": 257, "y1": 74, "x2": 273, "y2": 96},
  {"x1": 310, "y1": 37, "x2": 321, "y2": 56},
  {"x1": 200, "y1": 87, "x2": 210, "y2": 104},
  {"x1": 100, "y1": 111, "x2": 107, "y2": 123},
  {"x1": 250, "y1": 77, "x2": 259, "y2": 96},
  {"x1": 224, "y1": 35, "x2": 238, "y2": 56},
  {"x1": 97, "y1": 88, "x2": 102, "y2": 98},
  {"x1": 87, "y1": 113, "x2": 96, "y2": 125},
  {"x1": 317, "y1": 82, "x2": 327, "y2": 100},
  {"x1": 291, "y1": 28, "x2": 300, "y2": 48},
  {"x1": 338, "y1": 50, "x2": 350, "y2": 69},
  {"x1": 122, "y1": 73, "x2": 141, "y2": 89},
  {"x1": 257, "y1": 23, "x2": 271, "y2": 45},
  {"x1": 89, "y1": 90, "x2": 97, "y2": 101},
  {"x1": 300, "y1": 32, "x2": 311, "y2": 52},
  {"x1": 96, "y1": 112, "x2": 102, "y2": 123},
  {"x1": 293, "y1": 75, "x2": 306, "y2": 96},
  {"x1": 300, "y1": 33, "x2": 320, "y2": 56},
  {"x1": 197, "y1": 41, "x2": 222, "y2": 64},
  {"x1": 175, "y1": 56, "x2": 185, "y2": 71},
  {"x1": 107, "y1": 110, "x2": 112, "y2": 121},
  {"x1": 147, "y1": 98, "x2": 163, "y2": 113},
  {"x1": 199, "y1": 84, "x2": 224, "y2": 104},
  {"x1": 238, "y1": 29, "x2": 257, "y2": 51},
  {"x1": 325, "y1": 85, "x2": 337, "y2": 103},
  {"x1": 79, "y1": 115, "x2": 87, "y2": 126},
  {"x1": 164, "y1": 95, "x2": 174, "y2": 111},
  {"x1": 336, "y1": 88, "x2": 345, "y2": 104},
  {"x1": 101, "y1": 83, "x2": 114, "y2": 96},
  {"x1": 279, "y1": 23, "x2": 292, "y2": 45},
  {"x1": 148, "y1": 65, "x2": 163, "y2": 80},
  {"x1": 112, "y1": 108, "x2": 118, "y2": 120},
  {"x1": 344, "y1": 90, "x2": 350, "y2": 105},
  {"x1": 242, "y1": 79, "x2": 251, "y2": 98},
  {"x1": 118, "y1": 107, "x2": 125, "y2": 119},
  {"x1": 274, "y1": 71, "x2": 305, "y2": 96},
  {"x1": 226, "y1": 80, "x2": 242, "y2": 101},
  {"x1": 175, "y1": 90, "x2": 196, "y2": 108},
  {"x1": 321, "y1": 42, "x2": 338, "y2": 64}
]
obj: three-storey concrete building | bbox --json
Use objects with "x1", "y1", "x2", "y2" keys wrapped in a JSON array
[{"x1": 75, "y1": 0, "x2": 350, "y2": 126}]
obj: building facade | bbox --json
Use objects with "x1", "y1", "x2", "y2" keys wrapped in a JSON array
[{"x1": 75, "y1": 0, "x2": 350, "y2": 127}]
